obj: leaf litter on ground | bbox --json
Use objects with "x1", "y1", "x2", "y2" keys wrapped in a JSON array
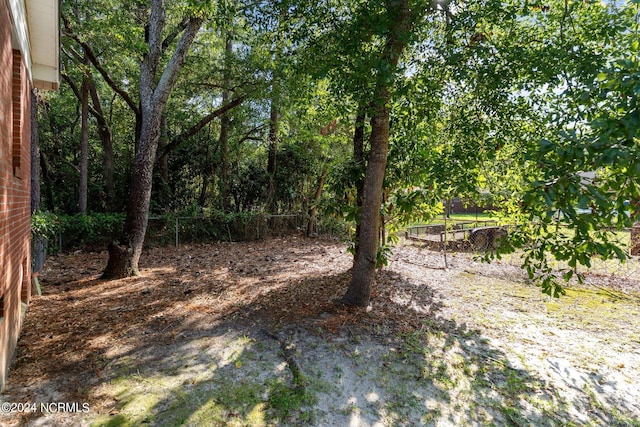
[{"x1": 1, "y1": 236, "x2": 639, "y2": 426}]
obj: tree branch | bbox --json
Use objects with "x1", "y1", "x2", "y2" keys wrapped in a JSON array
[
  {"x1": 156, "y1": 94, "x2": 247, "y2": 160},
  {"x1": 154, "y1": 16, "x2": 203, "y2": 107},
  {"x1": 61, "y1": 13, "x2": 141, "y2": 117},
  {"x1": 162, "y1": 17, "x2": 190, "y2": 52}
]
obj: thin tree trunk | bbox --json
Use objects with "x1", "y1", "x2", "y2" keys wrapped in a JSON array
[
  {"x1": 157, "y1": 115, "x2": 170, "y2": 209},
  {"x1": 220, "y1": 31, "x2": 233, "y2": 212},
  {"x1": 88, "y1": 78, "x2": 115, "y2": 211},
  {"x1": 266, "y1": 97, "x2": 278, "y2": 210},
  {"x1": 79, "y1": 57, "x2": 90, "y2": 214},
  {"x1": 31, "y1": 90, "x2": 40, "y2": 213},
  {"x1": 342, "y1": 0, "x2": 413, "y2": 307},
  {"x1": 266, "y1": 4, "x2": 285, "y2": 212},
  {"x1": 61, "y1": 67, "x2": 116, "y2": 211},
  {"x1": 40, "y1": 152, "x2": 55, "y2": 211},
  {"x1": 307, "y1": 165, "x2": 328, "y2": 237}
]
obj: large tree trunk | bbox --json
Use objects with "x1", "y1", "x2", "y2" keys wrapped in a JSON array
[
  {"x1": 343, "y1": 94, "x2": 393, "y2": 306},
  {"x1": 342, "y1": 0, "x2": 413, "y2": 307},
  {"x1": 103, "y1": 110, "x2": 163, "y2": 278},
  {"x1": 103, "y1": 2, "x2": 202, "y2": 279},
  {"x1": 353, "y1": 104, "x2": 366, "y2": 257}
]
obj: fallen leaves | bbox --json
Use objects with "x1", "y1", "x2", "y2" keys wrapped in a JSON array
[{"x1": 3, "y1": 236, "x2": 639, "y2": 425}]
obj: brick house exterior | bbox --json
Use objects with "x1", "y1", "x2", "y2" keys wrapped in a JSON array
[{"x1": 1, "y1": 0, "x2": 58, "y2": 390}]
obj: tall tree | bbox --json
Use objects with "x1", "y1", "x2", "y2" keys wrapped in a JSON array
[
  {"x1": 265, "y1": 1, "x2": 287, "y2": 211},
  {"x1": 103, "y1": 1, "x2": 204, "y2": 278},
  {"x1": 342, "y1": 0, "x2": 416, "y2": 306}
]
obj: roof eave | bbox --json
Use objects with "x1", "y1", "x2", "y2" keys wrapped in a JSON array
[{"x1": 26, "y1": 0, "x2": 59, "y2": 91}]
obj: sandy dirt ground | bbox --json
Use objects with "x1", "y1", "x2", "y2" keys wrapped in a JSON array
[{"x1": 1, "y1": 236, "x2": 639, "y2": 426}]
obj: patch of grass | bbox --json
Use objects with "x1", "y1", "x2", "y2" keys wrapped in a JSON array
[
  {"x1": 583, "y1": 384, "x2": 640, "y2": 427},
  {"x1": 267, "y1": 379, "x2": 317, "y2": 422}
]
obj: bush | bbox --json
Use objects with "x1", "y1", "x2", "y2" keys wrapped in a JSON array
[
  {"x1": 33, "y1": 210, "x2": 348, "y2": 252},
  {"x1": 31, "y1": 211, "x2": 62, "y2": 241},
  {"x1": 60, "y1": 213, "x2": 126, "y2": 250}
]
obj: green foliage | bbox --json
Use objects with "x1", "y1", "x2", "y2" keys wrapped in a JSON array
[
  {"x1": 500, "y1": 0, "x2": 640, "y2": 293},
  {"x1": 375, "y1": 244, "x2": 393, "y2": 269},
  {"x1": 60, "y1": 213, "x2": 126, "y2": 249},
  {"x1": 31, "y1": 211, "x2": 62, "y2": 240},
  {"x1": 43, "y1": 0, "x2": 640, "y2": 297}
]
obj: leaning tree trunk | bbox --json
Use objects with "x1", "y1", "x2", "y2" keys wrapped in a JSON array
[
  {"x1": 102, "y1": 3, "x2": 202, "y2": 279},
  {"x1": 342, "y1": 0, "x2": 413, "y2": 307}
]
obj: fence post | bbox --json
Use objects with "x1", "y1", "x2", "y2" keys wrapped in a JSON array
[
  {"x1": 443, "y1": 215, "x2": 448, "y2": 269},
  {"x1": 175, "y1": 217, "x2": 179, "y2": 247}
]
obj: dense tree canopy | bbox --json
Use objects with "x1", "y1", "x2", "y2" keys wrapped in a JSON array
[{"x1": 38, "y1": 0, "x2": 639, "y2": 300}]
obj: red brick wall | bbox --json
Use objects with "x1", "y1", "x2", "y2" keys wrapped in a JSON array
[{"x1": 0, "y1": 0, "x2": 33, "y2": 391}]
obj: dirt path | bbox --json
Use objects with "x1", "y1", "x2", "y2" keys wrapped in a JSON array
[{"x1": 1, "y1": 237, "x2": 639, "y2": 426}]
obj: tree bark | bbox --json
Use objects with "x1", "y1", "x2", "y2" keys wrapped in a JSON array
[
  {"x1": 342, "y1": 0, "x2": 413, "y2": 307},
  {"x1": 266, "y1": 4, "x2": 285, "y2": 212},
  {"x1": 61, "y1": 68, "x2": 116, "y2": 211},
  {"x1": 343, "y1": 94, "x2": 392, "y2": 306},
  {"x1": 353, "y1": 104, "x2": 366, "y2": 257},
  {"x1": 103, "y1": 2, "x2": 202, "y2": 278}
]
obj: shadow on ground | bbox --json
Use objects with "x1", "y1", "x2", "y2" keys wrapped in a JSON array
[{"x1": 1, "y1": 239, "x2": 635, "y2": 426}]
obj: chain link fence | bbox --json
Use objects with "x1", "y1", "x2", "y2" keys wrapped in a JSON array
[
  {"x1": 405, "y1": 219, "x2": 506, "y2": 253},
  {"x1": 151, "y1": 214, "x2": 308, "y2": 247},
  {"x1": 405, "y1": 221, "x2": 640, "y2": 286},
  {"x1": 45, "y1": 213, "x2": 347, "y2": 253}
]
